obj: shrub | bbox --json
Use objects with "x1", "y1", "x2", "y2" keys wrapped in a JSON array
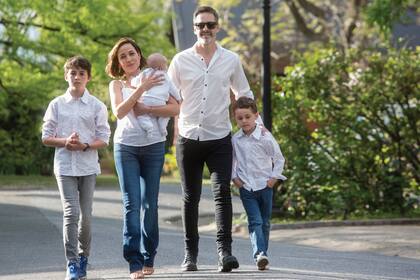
[{"x1": 273, "y1": 46, "x2": 419, "y2": 219}]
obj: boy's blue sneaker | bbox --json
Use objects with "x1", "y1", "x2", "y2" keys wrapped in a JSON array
[
  {"x1": 79, "y1": 255, "x2": 88, "y2": 280},
  {"x1": 66, "y1": 261, "x2": 79, "y2": 280}
]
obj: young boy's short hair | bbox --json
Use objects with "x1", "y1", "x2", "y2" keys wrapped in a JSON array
[
  {"x1": 233, "y1": 96, "x2": 258, "y2": 114},
  {"x1": 64, "y1": 56, "x2": 92, "y2": 78}
]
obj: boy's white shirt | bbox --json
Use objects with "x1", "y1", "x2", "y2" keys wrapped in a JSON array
[
  {"x1": 232, "y1": 125, "x2": 286, "y2": 192},
  {"x1": 42, "y1": 89, "x2": 111, "y2": 176}
]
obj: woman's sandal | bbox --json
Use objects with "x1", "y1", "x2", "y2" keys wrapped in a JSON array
[
  {"x1": 130, "y1": 270, "x2": 144, "y2": 279},
  {"x1": 142, "y1": 266, "x2": 154, "y2": 275}
]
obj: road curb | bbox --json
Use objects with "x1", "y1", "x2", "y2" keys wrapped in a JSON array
[{"x1": 270, "y1": 218, "x2": 420, "y2": 230}]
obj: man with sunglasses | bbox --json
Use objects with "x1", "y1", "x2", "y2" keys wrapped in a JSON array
[{"x1": 168, "y1": 5, "x2": 257, "y2": 273}]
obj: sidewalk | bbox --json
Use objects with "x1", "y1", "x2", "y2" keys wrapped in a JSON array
[
  {"x1": 234, "y1": 223, "x2": 420, "y2": 261},
  {"x1": 197, "y1": 208, "x2": 420, "y2": 261}
]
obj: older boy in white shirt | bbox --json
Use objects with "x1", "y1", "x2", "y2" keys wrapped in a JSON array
[
  {"x1": 42, "y1": 56, "x2": 110, "y2": 280},
  {"x1": 231, "y1": 97, "x2": 286, "y2": 271}
]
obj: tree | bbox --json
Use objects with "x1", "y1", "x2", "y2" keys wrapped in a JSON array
[
  {"x1": 199, "y1": 0, "x2": 417, "y2": 80},
  {"x1": 0, "y1": 0, "x2": 175, "y2": 174}
]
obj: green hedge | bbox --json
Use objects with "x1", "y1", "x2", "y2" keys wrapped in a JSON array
[{"x1": 272, "y1": 46, "x2": 419, "y2": 219}]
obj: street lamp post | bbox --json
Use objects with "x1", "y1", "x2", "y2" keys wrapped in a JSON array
[{"x1": 262, "y1": 0, "x2": 272, "y2": 131}]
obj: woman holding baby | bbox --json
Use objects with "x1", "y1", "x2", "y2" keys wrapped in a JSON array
[{"x1": 106, "y1": 37, "x2": 179, "y2": 279}]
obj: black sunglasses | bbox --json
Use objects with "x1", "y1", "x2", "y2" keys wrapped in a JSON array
[{"x1": 194, "y1": 22, "x2": 218, "y2": 30}]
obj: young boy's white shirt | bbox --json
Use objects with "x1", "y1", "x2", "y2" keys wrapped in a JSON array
[
  {"x1": 42, "y1": 89, "x2": 111, "y2": 176},
  {"x1": 232, "y1": 125, "x2": 286, "y2": 192}
]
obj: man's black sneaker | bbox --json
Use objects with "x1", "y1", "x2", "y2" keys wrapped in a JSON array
[{"x1": 218, "y1": 255, "x2": 239, "y2": 272}]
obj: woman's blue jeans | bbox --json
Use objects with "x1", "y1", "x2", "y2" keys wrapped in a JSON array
[
  {"x1": 114, "y1": 142, "x2": 165, "y2": 273},
  {"x1": 239, "y1": 187, "x2": 273, "y2": 260}
]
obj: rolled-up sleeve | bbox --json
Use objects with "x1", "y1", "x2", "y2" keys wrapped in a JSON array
[
  {"x1": 41, "y1": 102, "x2": 58, "y2": 140},
  {"x1": 168, "y1": 56, "x2": 182, "y2": 99},
  {"x1": 231, "y1": 55, "x2": 253, "y2": 99},
  {"x1": 270, "y1": 137, "x2": 287, "y2": 181},
  {"x1": 95, "y1": 103, "x2": 111, "y2": 144}
]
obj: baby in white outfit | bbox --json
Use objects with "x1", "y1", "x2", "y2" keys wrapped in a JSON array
[{"x1": 131, "y1": 53, "x2": 181, "y2": 137}]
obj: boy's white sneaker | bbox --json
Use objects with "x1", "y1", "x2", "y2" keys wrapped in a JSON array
[{"x1": 256, "y1": 255, "x2": 269, "y2": 271}]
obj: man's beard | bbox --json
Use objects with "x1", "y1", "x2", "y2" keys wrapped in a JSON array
[{"x1": 198, "y1": 32, "x2": 213, "y2": 45}]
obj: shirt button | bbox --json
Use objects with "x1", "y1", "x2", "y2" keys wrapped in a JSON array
[
  {"x1": 199, "y1": 124, "x2": 202, "y2": 127},
  {"x1": 201, "y1": 111, "x2": 204, "y2": 114},
  {"x1": 205, "y1": 84, "x2": 207, "y2": 86},
  {"x1": 203, "y1": 97, "x2": 206, "y2": 100}
]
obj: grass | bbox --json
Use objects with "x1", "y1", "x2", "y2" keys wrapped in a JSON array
[
  {"x1": 0, "y1": 174, "x2": 204, "y2": 190},
  {"x1": 0, "y1": 174, "x2": 121, "y2": 190}
]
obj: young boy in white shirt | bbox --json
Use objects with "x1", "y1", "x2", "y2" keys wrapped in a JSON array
[
  {"x1": 131, "y1": 53, "x2": 181, "y2": 137},
  {"x1": 42, "y1": 56, "x2": 111, "y2": 280},
  {"x1": 231, "y1": 96, "x2": 286, "y2": 271}
]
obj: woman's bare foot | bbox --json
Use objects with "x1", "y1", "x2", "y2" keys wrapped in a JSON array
[
  {"x1": 142, "y1": 266, "x2": 154, "y2": 275},
  {"x1": 130, "y1": 270, "x2": 144, "y2": 279}
]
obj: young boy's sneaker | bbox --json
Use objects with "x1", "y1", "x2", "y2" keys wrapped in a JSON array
[
  {"x1": 79, "y1": 255, "x2": 88, "y2": 279},
  {"x1": 256, "y1": 255, "x2": 269, "y2": 270},
  {"x1": 66, "y1": 261, "x2": 79, "y2": 280}
]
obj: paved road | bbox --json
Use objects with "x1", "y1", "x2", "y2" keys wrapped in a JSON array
[{"x1": 1, "y1": 184, "x2": 420, "y2": 280}]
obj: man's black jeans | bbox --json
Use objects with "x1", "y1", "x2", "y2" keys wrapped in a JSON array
[{"x1": 176, "y1": 134, "x2": 233, "y2": 257}]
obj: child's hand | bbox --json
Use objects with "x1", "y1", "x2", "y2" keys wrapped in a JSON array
[
  {"x1": 267, "y1": 178, "x2": 278, "y2": 188},
  {"x1": 65, "y1": 133, "x2": 84, "y2": 151},
  {"x1": 232, "y1": 178, "x2": 244, "y2": 188},
  {"x1": 69, "y1": 132, "x2": 79, "y2": 144}
]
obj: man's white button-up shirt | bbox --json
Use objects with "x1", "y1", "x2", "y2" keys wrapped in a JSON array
[{"x1": 168, "y1": 43, "x2": 254, "y2": 141}]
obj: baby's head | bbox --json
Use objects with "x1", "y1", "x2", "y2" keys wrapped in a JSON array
[{"x1": 147, "y1": 53, "x2": 168, "y2": 71}]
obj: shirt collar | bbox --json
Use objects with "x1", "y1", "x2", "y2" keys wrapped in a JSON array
[
  {"x1": 64, "y1": 88, "x2": 91, "y2": 104},
  {"x1": 238, "y1": 123, "x2": 261, "y2": 140},
  {"x1": 190, "y1": 43, "x2": 223, "y2": 57}
]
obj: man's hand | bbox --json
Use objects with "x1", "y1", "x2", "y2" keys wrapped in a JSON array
[
  {"x1": 232, "y1": 177, "x2": 244, "y2": 188},
  {"x1": 260, "y1": 123, "x2": 269, "y2": 136}
]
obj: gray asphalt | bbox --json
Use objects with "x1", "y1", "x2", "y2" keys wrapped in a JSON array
[{"x1": 1, "y1": 184, "x2": 420, "y2": 280}]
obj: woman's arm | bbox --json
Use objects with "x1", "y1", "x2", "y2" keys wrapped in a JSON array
[
  {"x1": 133, "y1": 96, "x2": 180, "y2": 118},
  {"x1": 109, "y1": 80, "x2": 137, "y2": 119}
]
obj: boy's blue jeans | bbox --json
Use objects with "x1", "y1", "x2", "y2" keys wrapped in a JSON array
[
  {"x1": 239, "y1": 187, "x2": 273, "y2": 260},
  {"x1": 114, "y1": 142, "x2": 165, "y2": 273}
]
